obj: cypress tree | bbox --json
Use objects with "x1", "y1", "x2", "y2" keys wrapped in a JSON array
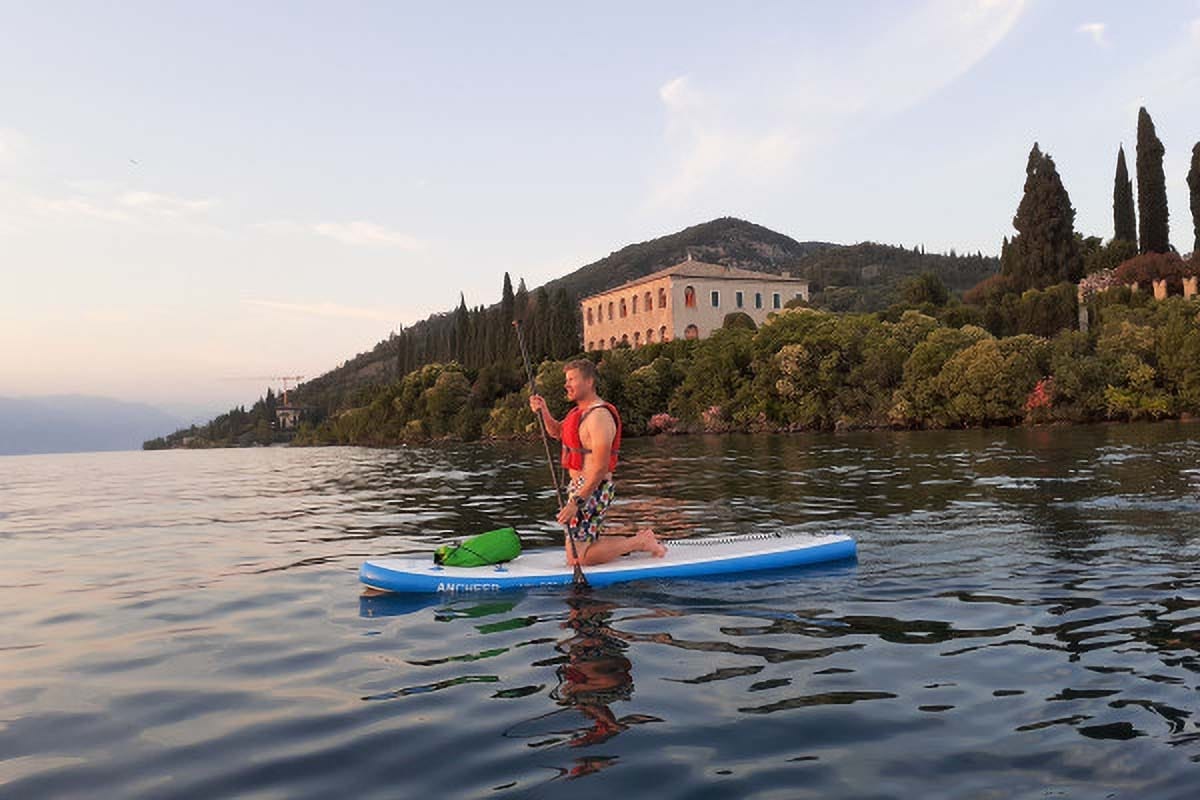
[
  {"x1": 1136, "y1": 107, "x2": 1170, "y2": 254},
  {"x1": 1188, "y1": 141, "x2": 1200, "y2": 255},
  {"x1": 500, "y1": 272, "x2": 515, "y2": 324},
  {"x1": 453, "y1": 293, "x2": 469, "y2": 362},
  {"x1": 1113, "y1": 145, "x2": 1137, "y2": 244},
  {"x1": 1001, "y1": 143, "x2": 1083, "y2": 291},
  {"x1": 514, "y1": 277, "x2": 529, "y2": 323}
]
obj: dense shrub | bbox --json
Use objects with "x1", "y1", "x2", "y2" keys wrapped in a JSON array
[{"x1": 289, "y1": 291, "x2": 1200, "y2": 444}]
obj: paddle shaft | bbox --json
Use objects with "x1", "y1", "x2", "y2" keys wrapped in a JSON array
[{"x1": 512, "y1": 320, "x2": 588, "y2": 586}]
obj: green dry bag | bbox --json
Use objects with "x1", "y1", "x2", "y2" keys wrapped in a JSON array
[{"x1": 434, "y1": 527, "x2": 521, "y2": 567}]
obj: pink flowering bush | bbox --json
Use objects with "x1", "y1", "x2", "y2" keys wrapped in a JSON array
[
  {"x1": 646, "y1": 413, "x2": 679, "y2": 434},
  {"x1": 700, "y1": 404, "x2": 728, "y2": 433},
  {"x1": 1078, "y1": 269, "x2": 1118, "y2": 298}
]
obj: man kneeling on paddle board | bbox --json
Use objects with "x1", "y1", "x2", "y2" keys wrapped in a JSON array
[{"x1": 529, "y1": 360, "x2": 666, "y2": 566}]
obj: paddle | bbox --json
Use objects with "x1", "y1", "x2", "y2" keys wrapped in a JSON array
[{"x1": 513, "y1": 320, "x2": 589, "y2": 587}]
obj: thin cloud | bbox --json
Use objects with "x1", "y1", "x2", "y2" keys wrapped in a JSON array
[
  {"x1": 29, "y1": 195, "x2": 134, "y2": 223},
  {"x1": 313, "y1": 220, "x2": 425, "y2": 249},
  {"x1": 1077, "y1": 22, "x2": 1107, "y2": 46},
  {"x1": 28, "y1": 187, "x2": 214, "y2": 224},
  {"x1": 118, "y1": 190, "x2": 215, "y2": 215},
  {"x1": 241, "y1": 298, "x2": 402, "y2": 323},
  {"x1": 648, "y1": 0, "x2": 1028, "y2": 208},
  {"x1": 659, "y1": 76, "x2": 702, "y2": 112},
  {"x1": 0, "y1": 127, "x2": 29, "y2": 166}
]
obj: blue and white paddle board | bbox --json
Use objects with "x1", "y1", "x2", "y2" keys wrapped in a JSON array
[{"x1": 359, "y1": 532, "x2": 856, "y2": 594}]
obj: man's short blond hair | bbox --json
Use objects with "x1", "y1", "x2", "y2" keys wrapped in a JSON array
[{"x1": 564, "y1": 359, "x2": 597, "y2": 383}]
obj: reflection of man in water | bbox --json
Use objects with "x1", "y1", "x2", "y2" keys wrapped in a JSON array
[{"x1": 552, "y1": 595, "x2": 659, "y2": 767}]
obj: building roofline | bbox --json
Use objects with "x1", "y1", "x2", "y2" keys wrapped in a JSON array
[{"x1": 579, "y1": 259, "x2": 808, "y2": 303}]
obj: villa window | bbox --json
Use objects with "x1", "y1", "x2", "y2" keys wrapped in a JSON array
[
  {"x1": 610, "y1": 336, "x2": 616, "y2": 348},
  {"x1": 710, "y1": 290, "x2": 720, "y2": 308},
  {"x1": 658, "y1": 287, "x2": 667, "y2": 308},
  {"x1": 608, "y1": 302, "x2": 614, "y2": 321},
  {"x1": 646, "y1": 328, "x2": 654, "y2": 343},
  {"x1": 621, "y1": 334, "x2": 629, "y2": 346},
  {"x1": 684, "y1": 324, "x2": 699, "y2": 340},
  {"x1": 736, "y1": 291, "x2": 744, "y2": 308},
  {"x1": 645, "y1": 290, "x2": 653, "y2": 311},
  {"x1": 586, "y1": 308, "x2": 594, "y2": 326},
  {"x1": 773, "y1": 293, "x2": 781, "y2": 309},
  {"x1": 660, "y1": 325, "x2": 668, "y2": 341},
  {"x1": 620, "y1": 299, "x2": 627, "y2": 318},
  {"x1": 632, "y1": 295, "x2": 639, "y2": 314},
  {"x1": 587, "y1": 340, "x2": 594, "y2": 351},
  {"x1": 633, "y1": 331, "x2": 641, "y2": 346},
  {"x1": 684, "y1": 285, "x2": 696, "y2": 308},
  {"x1": 755, "y1": 292, "x2": 763, "y2": 309}
]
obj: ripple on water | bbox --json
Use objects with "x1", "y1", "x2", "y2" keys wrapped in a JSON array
[{"x1": 3, "y1": 429, "x2": 1200, "y2": 797}]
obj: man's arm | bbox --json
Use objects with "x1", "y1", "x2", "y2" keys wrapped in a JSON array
[{"x1": 529, "y1": 394, "x2": 562, "y2": 438}]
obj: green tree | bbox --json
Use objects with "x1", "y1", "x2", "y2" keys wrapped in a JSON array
[
  {"x1": 722, "y1": 311, "x2": 757, "y2": 331},
  {"x1": 423, "y1": 369, "x2": 471, "y2": 437},
  {"x1": 1001, "y1": 144, "x2": 1083, "y2": 292},
  {"x1": 254, "y1": 418, "x2": 274, "y2": 445},
  {"x1": 1136, "y1": 107, "x2": 1170, "y2": 254},
  {"x1": 1113, "y1": 144, "x2": 1137, "y2": 244},
  {"x1": 934, "y1": 335, "x2": 1048, "y2": 426},
  {"x1": 891, "y1": 325, "x2": 991, "y2": 425},
  {"x1": 501, "y1": 272, "x2": 515, "y2": 323},
  {"x1": 1188, "y1": 141, "x2": 1200, "y2": 255},
  {"x1": 901, "y1": 272, "x2": 949, "y2": 306}
]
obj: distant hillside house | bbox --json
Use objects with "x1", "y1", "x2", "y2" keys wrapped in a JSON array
[{"x1": 580, "y1": 257, "x2": 810, "y2": 350}]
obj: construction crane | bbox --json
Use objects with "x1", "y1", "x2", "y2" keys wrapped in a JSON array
[
  {"x1": 224, "y1": 375, "x2": 305, "y2": 405},
  {"x1": 273, "y1": 375, "x2": 304, "y2": 406}
]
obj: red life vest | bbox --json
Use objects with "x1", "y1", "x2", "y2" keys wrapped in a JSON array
[{"x1": 561, "y1": 402, "x2": 622, "y2": 472}]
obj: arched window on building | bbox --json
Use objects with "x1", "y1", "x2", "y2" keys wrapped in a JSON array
[
  {"x1": 684, "y1": 324, "x2": 699, "y2": 340},
  {"x1": 587, "y1": 340, "x2": 594, "y2": 351},
  {"x1": 644, "y1": 290, "x2": 653, "y2": 311},
  {"x1": 632, "y1": 295, "x2": 639, "y2": 314},
  {"x1": 658, "y1": 287, "x2": 667, "y2": 308},
  {"x1": 620, "y1": 299, "x2": 627, "y2": 318},
  {"x1": 633, "y1": 331, "x2": 641, "y2": 347},
  {"x1": 660, "y1": 325, "x2": 669, "y2": 342},
  {"x1": 621, "y1": 334, "x2": 629, "y2": 347},
  {"x1": 608, "y1": 301, "x2": 614, "y2": 321},
  {"x1": 684, "y1": 285, "x2": 696, "y2": 308},
  {"x1": 646, "y1": 328, "x2": 654, "y2": 343},
  {"x1": 610, "y1": 336, "x2": 616, "y2": 348},
  {"x1": 586, "y1": 308, "x2": 594, "y2": 326}
]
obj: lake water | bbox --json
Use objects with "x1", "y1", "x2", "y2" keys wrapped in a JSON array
[{"x1": 3, "y1": 424, "x2": 1200, "y2": 798}]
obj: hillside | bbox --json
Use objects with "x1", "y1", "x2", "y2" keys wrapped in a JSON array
[
  {"x1": 793, "y1": 242, "x2": 999, "y2": 312},
  {"x1": 542, "y1": 217, "x2": 837, "y2": 300},
  {"x1": 292, "y1": 217, "x2": 844, "y2": 417},
  {"x1": 146, "y1": 217, "x2": 1001, "y2": 446},
  {"x1": 2, "y1": 395, "x2": 182, "y2": 455}
]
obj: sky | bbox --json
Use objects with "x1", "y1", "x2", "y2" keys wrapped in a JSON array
[{"x1": 2, "y1": 1, "x2": 1199, "y2": 417}]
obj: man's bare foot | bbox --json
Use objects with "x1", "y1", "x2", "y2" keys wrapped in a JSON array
[{"x1": 636, "y1": 528, "x2": 667, "y2": 558}]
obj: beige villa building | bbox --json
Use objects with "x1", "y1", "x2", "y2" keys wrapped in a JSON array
[{"x1": 580, "y1": 257, "x2": 810, "y2": 351}]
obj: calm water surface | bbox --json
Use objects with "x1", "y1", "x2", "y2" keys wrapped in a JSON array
[{"x1": 3, "y1": 425, "x2": 1200, "y2": 798}]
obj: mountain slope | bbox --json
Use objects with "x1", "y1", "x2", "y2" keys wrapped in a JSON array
[
  {"x1": 1, "y1": 395, "x2": 183, "y2": 455},
  {"x1": 543, "y1": 217, "x2": 836, "y2": 300}
]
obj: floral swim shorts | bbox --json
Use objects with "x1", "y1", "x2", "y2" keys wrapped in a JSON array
[{"x1": 567, "y1": 478, "x2": 616, "y2": 543}]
